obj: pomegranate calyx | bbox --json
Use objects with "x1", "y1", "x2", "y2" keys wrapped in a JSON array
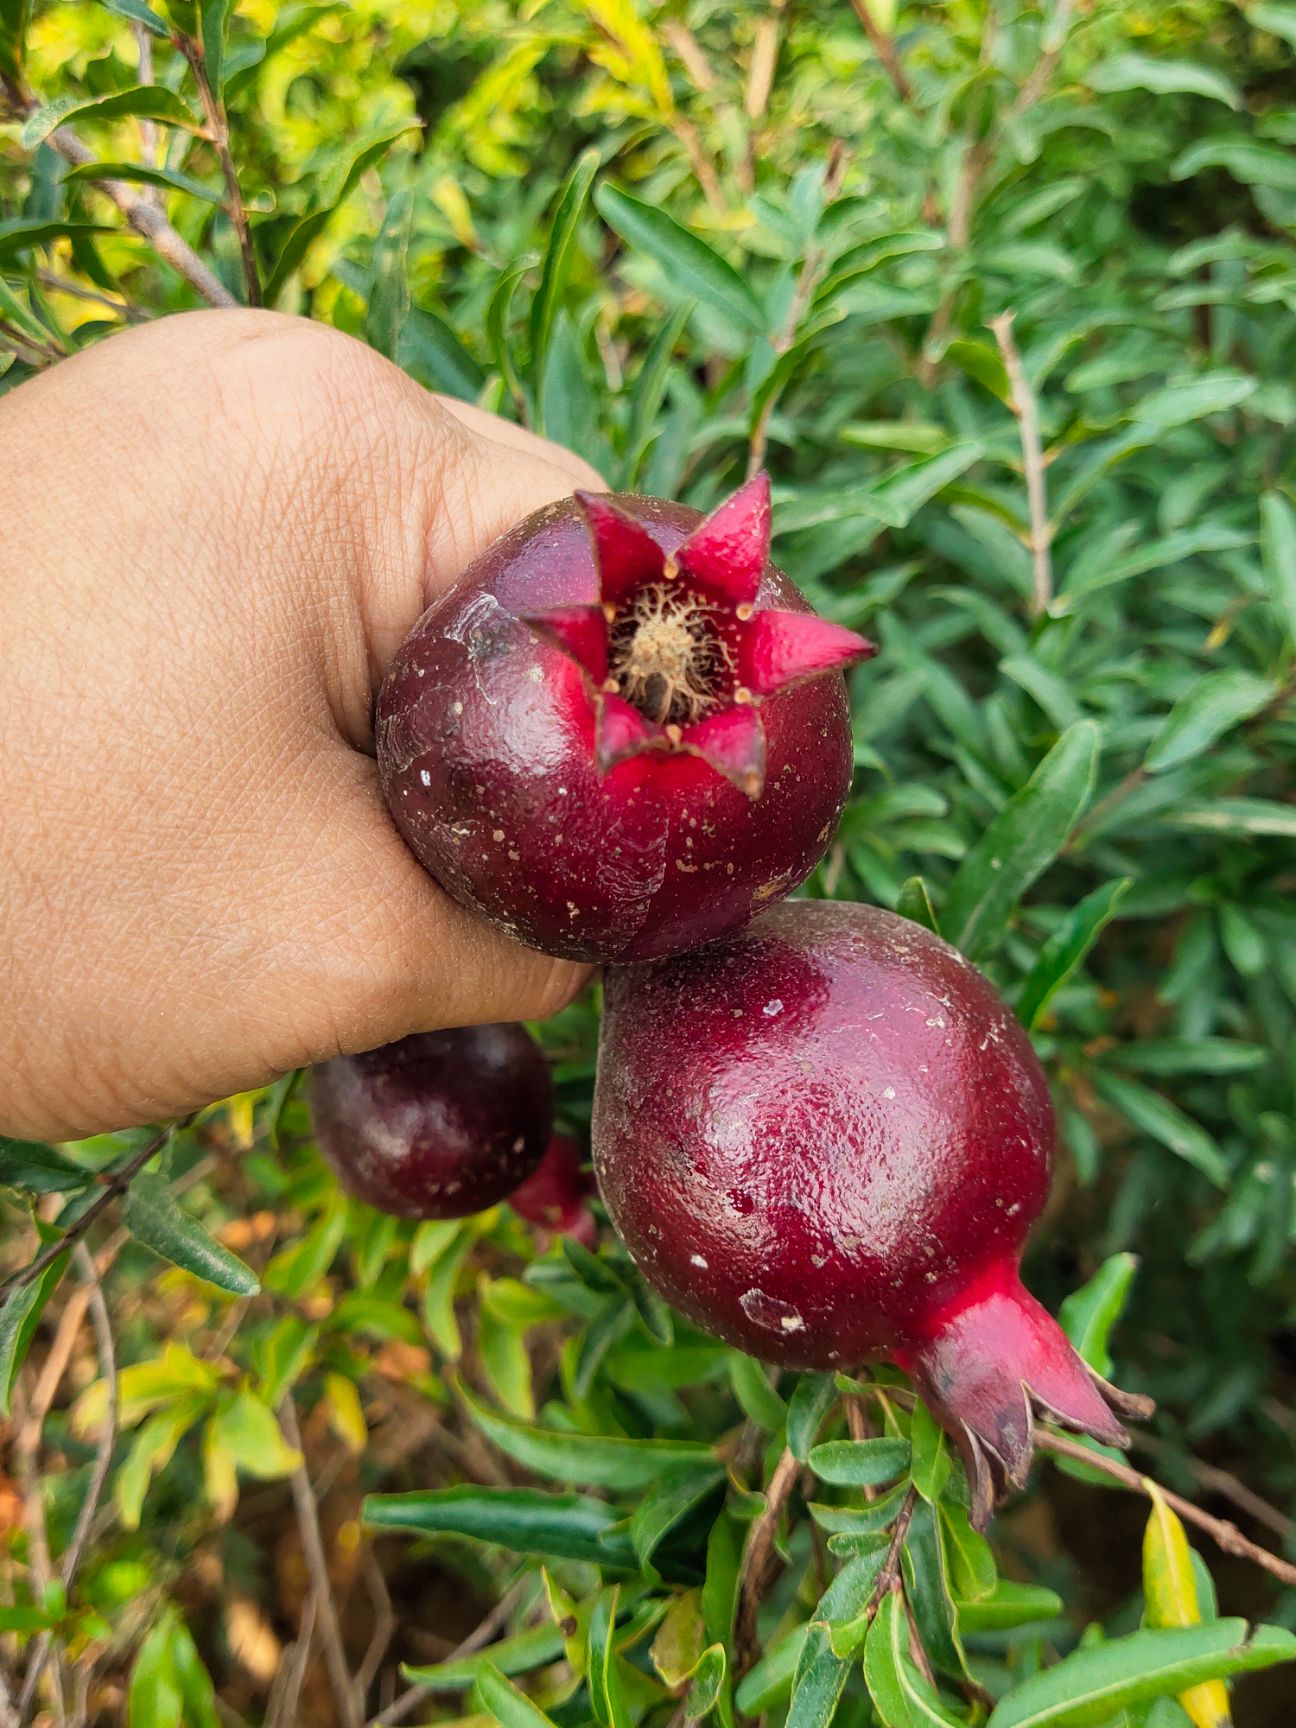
[
  {"x1": 899, "y1": 1263, "x2": 1154, "y2": 1531},
  {"x1": 523, "y1": 475, "x2": 874, "y2": 797}
]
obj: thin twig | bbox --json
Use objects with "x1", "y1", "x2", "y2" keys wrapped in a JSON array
[
  {"x1": 1133, "y1": 1434, "x2": 1296, "y2": 1544},
  {"x1": 42, "y1": 124, "x2": 237, "y2": 308},
  {"x1": 1038, "y1": 1430, "x2": 1296, "y2": 1589},
  {"x1": 735, "y1": 1445, "x2": 802, "y2": 1674},
  {"x1": 10, "y1": 1383, "x2": 65, "y2": 1723},
  {"x1": 988, "y1": 311, "x2": 1053, "y2": 617},
  {"x1": 178, "y1": 36, "x2": 260, "y2": 304},
  {"x1": 354, "y1": 1550, "x2": 395, "y2": 1704},
  {"x1": 662, "y1": 21, "x2": 716, "y2": 92},
  {"x1": 278, "y1": 1398, "x2": 363, "y2": 1728},
  {"x1": 133, "y1": 22, "x2": 160, "y2": 208},
  {"x1": 747, "y1": 141, "x2": 851, "y2": 478},
  {"x1": 849, "y1": 0, "x2": 914, "y2": 102},
  {"x1": 366, "y1": 1580, "x2": 529, "y2": 1728},
  {"x1": 864, "y1": 1485, "x2": 918, "y2": 1619},
  {"x1": 34, "y1": 270, "x2": 136, "y2": 319},
  {"x1": 265, "y1": 1594, "x2": 319, "y2": 1728},
  {"x1": 0, "y1": 1121, "x2": 180, "y2": 1301},
  {"x1": 17, "y1": 1247, "x2": 118, "y2": 1718}
]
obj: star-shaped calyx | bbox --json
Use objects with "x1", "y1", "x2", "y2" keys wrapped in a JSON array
[{"x1": 522, "y1": 473, "x2": 876, "y2": 798}]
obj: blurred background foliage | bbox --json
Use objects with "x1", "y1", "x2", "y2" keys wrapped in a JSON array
[{"x1": 2, "y1": 0, "x2": 1296, "y2": 1724}]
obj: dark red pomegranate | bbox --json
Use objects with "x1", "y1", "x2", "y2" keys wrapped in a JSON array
[
  {"x1": 309, "y1": 1026, "x2": 552, "y2": 1220},
  {"x1": 593, "y1": 901, "x2": 1151, "y2": 1524},
  {"x1": 509, "y1": 1133, "x2": 598, "y2": 1246},
  {"x1": 376, "y1": 475, "x2": 873, "y2": 963}
]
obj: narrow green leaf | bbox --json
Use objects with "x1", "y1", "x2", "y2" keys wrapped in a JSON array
[
  {"x1": 531, "y1": 148, "x2": 599, "y2": 380},
  {"x1": 364, "y1": 1484, "x2": 636, "y2": 1565},
  {"x1": 1092, "y1": 1073, "x2": 1229, "y2": 1188},
  {"x1": 102, "y1": 0, "x2": 170, "y2": 34},
  {"x1": 403, "y1": 1623, "x2": 566, "y2": 1690},
  {"x1": 398, "y1": 305, "x2": 485, "y2": 401},
  {"x1": 1172, "y1": 138, "x2": 1296, "y2": 193},
  {"x1": 986, "y1": 1622, "x2": 1296, "y2": 1728},
  {"x1": 459, "y1": 1381, "x2": 714, "y2": 1488},
  {"x1": 0, "y1": 0, "x2": 32, "y2": 81},
  {"x1": 595, "y1": 184, "x2": 762, "y2": 335},
  {"x1": 1089, "y1": 53, "x2": 1240, "y2": 107},
  {"x1": 1260, "y1": 491, "x2": 1296, "y2": 650},
  {"x1": 0, "y1": 1250, "x2": 70, "y2": 1416},
  {"x1": 473, "y1": 1665, "x2": 560, "y2": 1728},
  {"x1": 0, "y1": 1137, "x2": 91, "y2": 1195},
  {"x1": 199, "y1": 0, "x2": 233, "y2": 97},
  {"x1": 0, "y1": 219, "x2": 112, "y2": 259},
  {"x1": 735, "y1": 1626, "x2": 807, "y2": 1715},
  {"x1": 624, "y1": 301, "x2": 692, "y2": 485},
  {"x1": 123, "y1": 1172, "x2": 260, "y2": 1295},
  {"x1": 943, "y1": 721, "x2": 1101, "y2": 961},
  {"x1": 786, "y1": 1624, "x2": 850, "y2": 1728},
  {"x1": 59, "y1": 158, "x2": 224, "y2": 203},
  {"x1": 1059, "y1": 1254, "x2": 1138, "y2": 1379},
  {"x1": 895, "y1": 876, "x2": 941, "y2": 935},
  {"x1": 729, "y1": 1354, "x2": 787, "y2": 1431},
  {"x1": 1145, "y1": 671, "x2": 1275, "y2": 772},
  {"x1": 1166, "y1": 799, "x2": 1296, "y2": 838},
  {"x1": 866, "y1": 1589, "x2": 964, "y2": 1726},
  {"x1": 809, "y1": 1437, "x2": 911, "y2": 1488},
  {"x1": 786, "y1": 1373, "x2": 837, "y2": 1462},
  {"x1": 1018, "y1": 879, "x2": 1130, "y2": 1028},
  {"x1": 630, "y1": 1468, "x2": 725, "y2": 1569},
  {"x1": 262, "y1": 122, "x2": 419, "y2": 306},
  {"x1": 957, "y1": 1579, "x2": 1064, "y2": 1634},
  {"x1": 366, "y1": 183, "x2": 413, "y2": 361},
  {"x1": 22, "y1": 87, "x2": 200, "y2": 150},
  {"x1": 127, "y1": 1613, "x2": 185, "y2": 1728}
]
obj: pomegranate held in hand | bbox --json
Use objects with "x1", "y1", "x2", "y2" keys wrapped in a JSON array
[
  {"x1": 509, "y1": 1133, "x2": 598, "y2": 1246},
  {"x1": 377, "y1": 475, "x2": 873, "y2": 963},
  {"x1": 309, "y1": 1025, "x2": 552, "y2": 1220},
  {"x1": 593, "y1": 901, "x2": 1151, "y2": 1525}
]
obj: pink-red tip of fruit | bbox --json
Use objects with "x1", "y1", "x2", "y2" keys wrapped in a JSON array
[
  {"x1": 574, "y1": 491, "x2": 664, "y2": 604},
  {"x1": 740, "y1": 610, "x2": 876, "y2": 698},
  {"x1": 522, "y1": 603, "x2": 609, "y2": 685},
  {"x1": 681, "y1": 706, "x2": 767, "y2": 799},
  {"x1": 675, "y1": 471, "x2": 771, "y2": 605}
]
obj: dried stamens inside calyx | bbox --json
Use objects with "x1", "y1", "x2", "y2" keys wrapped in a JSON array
[{"x1": 605, "y1": 583, "x2": 736, "y2": 727}]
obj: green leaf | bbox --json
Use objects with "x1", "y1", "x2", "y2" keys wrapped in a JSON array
[
  {"x1": 124, "y1": 1172, "x2": 260, "y2": 1294},
  {"x1": 366, "y1": 1484, "x2": 636, "y2": 1567},
  {"x1": 459, "y1": 1382, "x2": 714, "y2": 1488},
  {"x1": 736, "y1": 1627, "x2": 808, "y2": 1715},
  {"x1": 531, "y1": 148, "x2": 599, "y2": 381},
  {"x1": 809, "y1": 1437, "x2": 911, "y2": 1488},
  {"x1": 398, "y1": 306, "x2": 485, "y2": 401},
  {"x1": 946, "y1": 337, "x2": 1012, "y2": 403},
  {"x1": 1017, "y1": 879, "x2": 1130, "y2": 1028},
  {"x1": 0, "y1": 1136, "x2": 90, "y2": 1195},
  {"x1": 1144, "y1": 671, "x2": 1275, "y2": 772},
  {"x1": 595, "y1": 184, "x2": 763, "y2": 335},
  {"x1": 630, "y1": 1468, "x2": 725, "y2": 1569},
  {"x1": 624, "y1": 301, "x2": 692, "y2": 484},
  {"x1": 909, "y1": 1402, "x2": 950, "y2": 1503},
  {"x1": 1056, "y1": 525, "x2": 1253, "y2": 610},
  {"x1": 472, "y1": 1665, "x2": 560, "y2": 1728},
  {"x1": 986, "y1": 1622, "x2": 1296, "y2": 1727},
  {"x1": 786, "y1": 1374, "x2": 837, "y2": 1462},
  {"x1": 895, "y1": 876, "x2": 941, "y2": 935},
  {"x1": 128, "y1": 1612, "x2": 184, "y2": 1728},
  {"x1": 1249, "y1": 2, "x2": 1296, "y2": 48},
  {"x1": 588, "y1": 1586, "x2": 633, "y2": 1728},
  {"x1": 729, "y1": 1354, "x2": 787, "y2": 1430},
  {"x1": 538, "y1": 310, "x2": 600, "y2": 462},
  {"x1": 367, "y1": 183, "x2": 413, "y2": 361},
  {"x1": 207, "y1": 1387, "x2": 301, "y2": 1478},
  {"x1": 1128, "y1": 371, "x2": 1257, "y2": 429},
  {"x1": 1089, "y1": 53, "x2": 1240, "y2": 107},
  {"x1": 115, "y1": 1400, "x2": 205, "y2": 1530},
  {"x1": 21, "y1": 86, "x2": 201, "y2": 149},
  {"x1": 1115, "y1": 1038, "x2": 1268, "y2": 1077},
  {"x1": 864, "y1": 441, "x2": 986, "y2": 530},
  {"x1": 1260, "y1": 491, "x2": 1296, "y2": 650},
  {"x1": 943, "y1": 721, "x2": 1101, "y2": 961},
  {"x1": 102, "y1": 0, "x2": 169, "y2": 34},
  {"x1": 1092, "y1": 1073, "x2": 1229, "y2": 1188},
  {"x1": 59, "y1": 158, "x2": 224, "y2": 203},
  {"x1": 199, "y1": 0, "x2": 233, "y2": 97},
  {"x1": 1166, "y1": 799, "x2": 1296, "y2": 838},
  {"x1": 0, "y1": 1250, "x2": 70, "y2": 1417},
  {"x1": 1172, "y1": 137, "x2": 1296, "y2": 193},
  {"x1": 171, "y1": 1617, "x2": 221, "y2": 1728},
  {"x1": 957, "y1": 1579, "x2": 1064, "y2": 1635},
  {"x1": 262, "y1": 121, "x2": 419, "y2": 306},
  {"x1": 404, "y1": 1622, "x2": 566, "y2": 1690},
  {"x1": 0, "y1": 219, "x2": 113, "y2": 260},
  {"x1": 865, "y1": 1589, "x2": 964, "y2": 1726},
  {"x1": 1059, "y1": 1254, "x2": 1138, "y2": 1379}
]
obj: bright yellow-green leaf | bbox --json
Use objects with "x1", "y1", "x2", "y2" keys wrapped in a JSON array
[{"x1": 1143, "y1": 1483, "x2": 1232, "y2": 1728}]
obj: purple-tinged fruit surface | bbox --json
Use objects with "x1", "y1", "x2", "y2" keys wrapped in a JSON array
[
  {"x1": 309, "y1": 1025, "x2": 552, "y2": 1220},
  {"x1": 593, "y1": 901, "x2": 1150, "y2": 1524},
  {"x1": 509, "y1": 1132, "x2": 598, "y2": 1246},
  {"x1": 376, "y1": 478, "x2": 873, "y2": 963}
]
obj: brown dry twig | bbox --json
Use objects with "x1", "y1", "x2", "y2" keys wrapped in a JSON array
[
  {"x1": 734, "y1": 1444, "x2": 803, "y2": 1673},
  {"x1": 988, "y1": 310, "x2": 1053, "y2": 617},
  {"x1": 177, "y1": 35, "x2": 260, "y2": 305},
  {"x1": 850, "y1": 0, "x2": 915, "y2": 103},
  {"x1": 1038, "y1": 1430, "x2": 1296, "y2": 1590},
  {"x1": 366, "y1": 1579, "x2": 530, "y2": 1728}
]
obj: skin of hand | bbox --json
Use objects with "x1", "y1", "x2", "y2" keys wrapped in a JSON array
[{"x1": 0, "y1": 309, "x2": 603, "y2": 1140}]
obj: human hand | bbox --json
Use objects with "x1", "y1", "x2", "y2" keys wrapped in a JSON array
[{"x1": 0, "y1": 310, "x2": 601, "y2": 1139}]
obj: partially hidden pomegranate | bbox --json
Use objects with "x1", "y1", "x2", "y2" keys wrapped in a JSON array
[
  {"x1": 509, "y1": 1132, "x2": 598, "y2": 1247},
  {"x1": 376, "y1": 475, "x2": 874, "y2": 963},
  {"x1": 593, "y1": 901, "x2": 1151, "y2": 1524},
  {"x1": 309, "y1": 1026, "x2": 552, "y2": 1220}
]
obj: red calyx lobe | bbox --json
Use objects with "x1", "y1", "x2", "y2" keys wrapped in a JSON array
[
  {"x1": 593, "y1": 901, "x2": 1151, "y2": 1526},
  {"x1": 508, "y1": 1133, "x2": 598, "y2": 1246},
  {"x1": 309, "y1": 1026, "x2": 552, "y2": 1220},
  {"x1": 524, "y1": 475, "x2": 873, "y2": 797},
  {"x1": 377, "y1": 480, "x2": 875, "y2": 964}
]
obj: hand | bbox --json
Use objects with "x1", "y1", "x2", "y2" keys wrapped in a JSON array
[{"x1": 0, "y1": 310, "x2": 600, "y2": 1139}]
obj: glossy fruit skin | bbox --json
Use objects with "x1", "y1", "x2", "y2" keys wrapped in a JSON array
[
  {"x1": 309, "y1": 1026, "x2": 552, "y2": 1220},
  {"x1": 594, "y1": 901, "x2": 1147, "y2": 1523},
  {"x1": 509, "y1": 1133, "x2": 598, "y2": 1246},
  {"x1": 375, "y1": 495, "x2": 855, "y2": 963}
]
